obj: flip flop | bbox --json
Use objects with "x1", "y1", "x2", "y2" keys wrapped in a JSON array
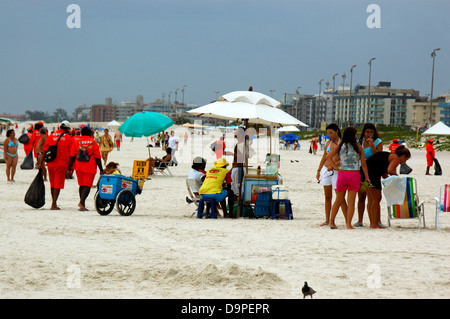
[{"x1": 353, "y1": 222, "x2": 363, "y2": 227}]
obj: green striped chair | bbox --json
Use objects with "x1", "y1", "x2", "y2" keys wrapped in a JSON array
[{"x1": 387, "y1": 177, "x2": 425, "y2": 228}]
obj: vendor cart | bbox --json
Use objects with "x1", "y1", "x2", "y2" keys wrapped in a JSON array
[{"x1": 94, "y1": 175, "x2": 144, "y2": 216}]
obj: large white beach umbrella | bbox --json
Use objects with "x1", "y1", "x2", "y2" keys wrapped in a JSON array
[
  {"x1": 188, "y1": 90, "x2": 308, "y2": 127},
  {"x1": 422, "y1": 121, "x2": 450, "y2": 135}
]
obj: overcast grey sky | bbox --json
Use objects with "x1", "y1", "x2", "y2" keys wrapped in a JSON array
[{"x1": 0, "y1": 0, "x2": 449, "y2": 114}]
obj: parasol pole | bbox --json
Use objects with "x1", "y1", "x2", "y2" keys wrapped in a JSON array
[
  {"x1": 147, "y1": 136, "x2": 151, "y2": 158},
  {"x1": 237, "y1": 119, "x2": 249, "y2": 218}
]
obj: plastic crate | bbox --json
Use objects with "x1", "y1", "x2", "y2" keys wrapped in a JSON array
[{"x1": 254, "y1": 192, "x2": 272, "y2": 217}]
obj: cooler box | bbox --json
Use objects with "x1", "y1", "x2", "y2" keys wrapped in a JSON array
[
  {"x1": 99, "y1": 175, "x2": 138, "y2": 200},
  {"x1": 243, "y1": 176, "x2": 278, "y2": 203},
  {"x1": 272, "y1": 185, "x2": 289, "y2": 200}
]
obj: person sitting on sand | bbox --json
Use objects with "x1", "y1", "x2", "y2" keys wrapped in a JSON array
[{"x1": 146, "y1": 147, "x2": 172, "y2": 175}]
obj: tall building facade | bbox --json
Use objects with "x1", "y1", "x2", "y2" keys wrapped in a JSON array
[{"x1": 333, "y1": 82, "x2": 419, "y2": 127}]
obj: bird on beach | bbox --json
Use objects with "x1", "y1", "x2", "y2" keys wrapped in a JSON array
[{"x1": 302, "y1": 281, "x2": 316, "y2": 299}]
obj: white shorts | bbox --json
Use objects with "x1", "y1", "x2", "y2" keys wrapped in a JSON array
[{"x1": 319, "y1": 166, "x2": 338, "y2": 189}]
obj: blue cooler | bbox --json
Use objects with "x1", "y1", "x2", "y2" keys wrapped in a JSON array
[{"x1": 98, "y1": 175, "x2": 138, "y2": 200}]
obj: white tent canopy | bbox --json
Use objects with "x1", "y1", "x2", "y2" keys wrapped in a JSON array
[
  {"x1": 107, "y1": 120, "x2": 121, "y2": 126},
  {"x1": 422, "y1": 121, "x2": 450, "y2": 135}
]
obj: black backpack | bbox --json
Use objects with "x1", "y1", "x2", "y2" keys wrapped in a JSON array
[
  {"x1": 44, "y1": 132, "x2": 66, "y2": 163},
  {"x1": 77, "y1": 143, "x2": 94, "y2": 162}
]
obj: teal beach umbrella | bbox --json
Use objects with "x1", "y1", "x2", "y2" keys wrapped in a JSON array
[
  {"x1": 119, "y1": 112, "x2": 174, "y2": 157},
  {"x1": 119, "y1": 112, "x2": 173, "y2": 137}
]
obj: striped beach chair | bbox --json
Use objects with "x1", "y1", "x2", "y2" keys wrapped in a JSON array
[
  {"x1": 387, "y1": 177, "x2": 425, "y2": 228},
  {"x1": 435, "y1": 184, "x2": 450, "y2": 230}
]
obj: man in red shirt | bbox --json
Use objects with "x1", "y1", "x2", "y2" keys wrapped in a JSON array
[
  {"x1": 23, "y1": 126, "x2": 34, "y2": 155},
  {"x1": 388, "y1": 138, "x2": 400, "y2": 153},
  {"x1": 68, "y1": 126, "x2": 103, "y2": 211},
  {"x1": 426, "y1": 138, "x2": 435, "y2": 175},
  {"x1": 43, "y1": 120, "x2": 74, "y2": 210},
  {"x1": 30, "y1": 121, "x2": 46, "y2": 158}
]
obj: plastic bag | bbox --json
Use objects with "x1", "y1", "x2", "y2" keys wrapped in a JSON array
[
  {"x1": 24, "y1": 169, "x2": 46, "y2": 209},
  {"x1": 20, "y1": 151, "x2": 34, "y2": 170},
  {"x1": 18, "y1": 133, "x2": 30, "y2": 144},
  {"x1": 434, "y1": 158, "x2": 442, "y2": 176},
  {"x1": 400, "y1": 163, "x2": 413, "y2": 175}
]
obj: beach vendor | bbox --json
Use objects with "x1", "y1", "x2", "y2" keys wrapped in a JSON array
[
  {"x1": 199, "y1": 157, "x2": 231, "y2": 218},
  {"x1": 43, "y1": 120, "x2": 74, "y2": 210},
  {"x1": 68, "y1": 126, "x2": 103, "y2": 211}
]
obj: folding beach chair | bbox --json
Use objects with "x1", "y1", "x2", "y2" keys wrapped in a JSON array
[
  {"x1": 153, "y1": 158, "x2": 173, "y2": 176},
  {"x1": 186, "y1": 178, "x2": 201, "y2": 217},
  {"x1": 435, "y1": 184, "x2": 450, "y2": 230},
  {"x1": 387, "y1": 177, "x2": 425, "y2": 229}
]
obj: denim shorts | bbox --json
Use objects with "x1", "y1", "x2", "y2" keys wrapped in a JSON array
[{"x1": 201, "y1": 190, "x2": 228, "y2": 203}]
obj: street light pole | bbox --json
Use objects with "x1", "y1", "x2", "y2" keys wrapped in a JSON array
[
  {"x1": 296, "y1": 86, "x2": 301, "y2": 119},
  {"x1": 342, "y1": 73, "x2": 346, "y2": 124},
  {"x1": 318, "y1": 79, "x2": 324, "y2": 129},
  {"x1": 182, "y1": 85, "x2": 187, "y2": 105},
  {"x1": 350, "y1": 65, "x2": 356, "y2": 126},
  {"x1": 367, "y1": 57, "x2": 376, "y2": 122},
  {"x1": 332, "y1": 73, "x2": 339, "y2": 91},
  {"x1": 429, "y1": 48, "x2": 440, "y2": 125}
]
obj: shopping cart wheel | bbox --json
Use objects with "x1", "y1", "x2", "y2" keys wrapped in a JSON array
[
  {"x1": 115, "y1": 189, "x2": 136, "y2": 216},
  {"x1": 94, "y1": 191, "x2": 115, "y2": 215}
]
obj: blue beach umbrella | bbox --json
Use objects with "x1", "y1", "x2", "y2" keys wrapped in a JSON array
[{"x1": 281, "y1": 133, "x2": 299, "y2": 141}]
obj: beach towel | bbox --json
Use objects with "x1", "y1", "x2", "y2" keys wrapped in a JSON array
[{"x1": 381, "y1": 176, "x2": 407, "y2": 206}]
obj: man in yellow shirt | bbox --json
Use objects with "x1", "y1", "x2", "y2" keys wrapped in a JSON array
[{"x1": 199, "y1": 157, "x2": 231, "y2": 217}]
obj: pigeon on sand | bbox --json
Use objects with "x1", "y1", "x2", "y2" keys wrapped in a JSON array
[{"x1": 302, "y1": 281, "x2": 316, "y2": 299}]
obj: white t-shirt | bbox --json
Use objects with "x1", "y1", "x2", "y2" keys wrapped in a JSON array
[
  {"x1": 168, "y1": 135, "x2": 179, "y2": 149},
  {"x1": 187, "y1": 169, "x2": 205, "y2": 192}
]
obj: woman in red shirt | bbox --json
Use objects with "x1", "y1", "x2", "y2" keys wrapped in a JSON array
[
  {"x1": 68, "y1": 126, "x2": 103, "y2": 211},
  {"x1": 425, "y1": 138, "x2": 435, "y2": 175},
  {"x1": 43, "y1": 121, "x2": 73, "y2": 210},
  {"x1": 23, "y1": 126, "x2": 34, "y2": 155}
]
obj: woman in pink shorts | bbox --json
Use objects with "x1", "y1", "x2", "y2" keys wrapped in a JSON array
[{"x1": 326, "y1": 127, "x2": 370, "y2": 229}]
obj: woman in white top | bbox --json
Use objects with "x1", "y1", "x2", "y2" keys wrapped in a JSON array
[
  {"x1": 326, "y1": 127, "x2": 370, "y2": 229},
  {"x1": 316, "y1": 123, "x2": 347, "y2": 226}
]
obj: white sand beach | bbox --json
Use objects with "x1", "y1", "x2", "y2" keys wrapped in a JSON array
[{"x1": 1, "y1": 123, "x2": 449, "y2": 299}]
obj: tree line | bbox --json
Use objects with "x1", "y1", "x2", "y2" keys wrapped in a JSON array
[{"x1": 24, "y1": 108, "x2": 88, "y2": 123}]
